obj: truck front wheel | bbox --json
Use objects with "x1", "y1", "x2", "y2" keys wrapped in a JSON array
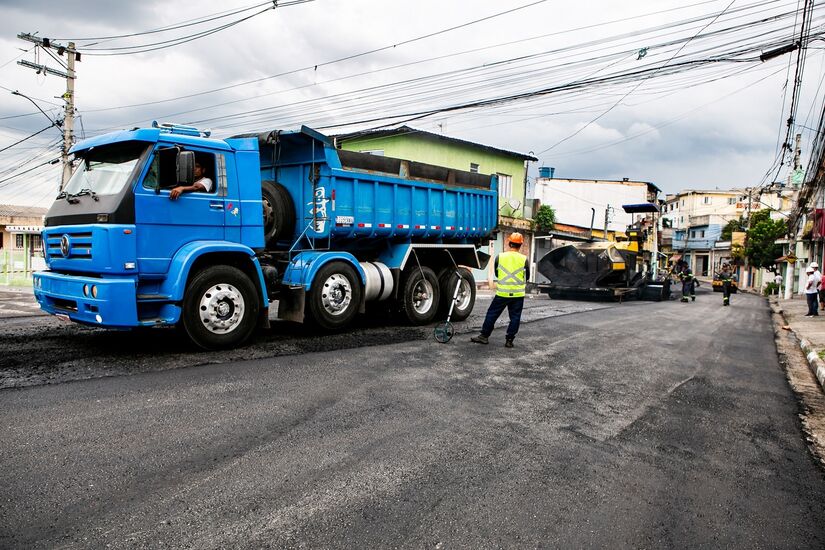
[
  {"x1": 182, "y1": 265, "x2": 260, "y2": 350},
  {"x1": 400, "y1": 266, "x2": 440, "y2": 325},
  {"x1": 307, "y1": 261, "x2": 363, "y2": 330}
]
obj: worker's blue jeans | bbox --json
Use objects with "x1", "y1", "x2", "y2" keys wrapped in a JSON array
[
  {"x1": 806, "y1": 292, "x2": 819, "y2": 316},
  {"x1": 480, "y1": 295, "x2": 524, "y2": 340}
]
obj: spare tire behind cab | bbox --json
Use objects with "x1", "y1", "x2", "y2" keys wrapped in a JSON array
[{"x1": 261, "y1": 180, "x2": 296, "y2": 248}]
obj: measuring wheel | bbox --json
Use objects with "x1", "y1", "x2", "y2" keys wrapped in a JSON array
[{"x1": 433, "y1": 321, "x2": 455, "y2": 343}]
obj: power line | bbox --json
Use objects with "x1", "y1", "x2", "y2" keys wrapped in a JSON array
[
  {"x1": 0, "y1": 125, "x2": 56, "y2": 154},
  {"x1": 54, "y1": 1, "x2": 274, "y2": 43},
  {"x1": 82, "y1": 0, "x2": 551, "y2": 113}
]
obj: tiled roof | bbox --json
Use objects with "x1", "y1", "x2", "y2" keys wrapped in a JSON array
[
  {"x1": 0, "y1": 204, "x2": 47, "y2": 218},
  {"x1": 334, "y1": 126, "x2": 538, "y2": 161}
]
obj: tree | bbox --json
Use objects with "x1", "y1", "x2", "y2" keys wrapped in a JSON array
[
  {"x1": 720, "y1": 217, "x2": 747, "y2": 241},
  {"x1": 744, "y1": 209, "x2": 786, "y2": 269},
  {"x1": 533, "y1": 204, "x2": 556, "y2": 231}
]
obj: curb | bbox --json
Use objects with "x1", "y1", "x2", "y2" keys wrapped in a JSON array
[
  {"x1": 771, "y1": 301, "x2": 825, "y2": 392},
  {"x1": 800, "y1": 338, "x2": 825, "y2": 390}
]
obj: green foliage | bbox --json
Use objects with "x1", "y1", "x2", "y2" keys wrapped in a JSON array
[
  {"x1": 721, "y1": 217, "x2": 746, "y2": 241},
  {"x1": 763, "y1": 282, "x2": 779, "y2": 296},
  {"x1": 745, "y1": 209, "x2": 786, "y2": 269},
  {"x1": 534, "y1": 204, "x2": 556, "y2": 231}
]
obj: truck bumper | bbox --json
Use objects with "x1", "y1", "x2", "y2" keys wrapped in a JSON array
[{"x1": 33, "y1": 271, "x2": 139, "y2": 328}]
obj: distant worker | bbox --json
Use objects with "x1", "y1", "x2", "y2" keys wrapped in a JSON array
[
  {"x1": 813, "y1": 262, "x2": 825, "y2": 309},
  {"x1": 677, "y1": 262, "x2": 695, "y2": 303},
  {"x1": 471, "y1": 232, "x2": 529, "y2": 348},
  {"x1": 774, "y1": 271, "x2": 783, "y2": 295},
  {"x1": 805, "y1": 265, "x2": 821, "y2": 317},
  {"x1": 169, "y1": 161, "x2": 213, "y2": 200},
  {"x1": 719, "y1": 263, "x2": 734, "y2": 306}
]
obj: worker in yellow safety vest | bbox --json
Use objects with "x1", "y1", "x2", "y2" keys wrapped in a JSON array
[{"x1": 471, "y1": 232, "x2": 529, "y2": 348}]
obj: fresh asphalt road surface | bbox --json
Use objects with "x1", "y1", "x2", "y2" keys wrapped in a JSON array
[{"x1": 2, "y1": 288, "x2": 824, "y2": 548}]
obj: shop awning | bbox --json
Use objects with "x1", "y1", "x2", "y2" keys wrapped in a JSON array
[
  {"x1": 622, "y1": 203, "x2": 660, "y2": 214},
  {"x1": 5, "y1": 225, "x2": 42, "y2": 234}
]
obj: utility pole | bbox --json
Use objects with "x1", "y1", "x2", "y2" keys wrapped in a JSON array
[
  {"x1": 17, "y1": 33, "x2": 78, "y2": 190},
  {"x1": 603, "y1": 205, "x2": 612, "y2": 241},
  {"x1": 785, "y1": 135, "x2": 805, "y2": 299}
]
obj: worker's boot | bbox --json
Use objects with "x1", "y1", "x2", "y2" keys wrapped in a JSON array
[
  {"x1": 470, "y1": 334, "x2": 489, "y2": 344},
  {"x1": 691, "y1": 295, "x2": 696, "y2": 302},
  {"x1": 504, "y1": 338, "x2": 514, "y2": 348},
  {"x1": 723, "y1": 297, "x2": 729, "y2": 306},
  {"x1": 681, "y1": 297, "x2": 689, "y2": 303}
]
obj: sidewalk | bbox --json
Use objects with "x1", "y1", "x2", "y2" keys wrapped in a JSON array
[{"x1": 770, "y1": 294, "x2": 825, "y2": 390}]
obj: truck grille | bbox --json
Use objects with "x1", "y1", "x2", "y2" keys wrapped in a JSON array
[{"x1": 45, "y1": 231, "x2": 93, "y2": 260}]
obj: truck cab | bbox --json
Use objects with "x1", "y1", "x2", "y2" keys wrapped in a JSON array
[{"x1": 35, "y1": 124, "x2": 267, "y2": 341}]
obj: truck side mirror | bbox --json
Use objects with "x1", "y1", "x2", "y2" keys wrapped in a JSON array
[{"x1": 177, "y1": 151, "x2": 195, "y2": 185}]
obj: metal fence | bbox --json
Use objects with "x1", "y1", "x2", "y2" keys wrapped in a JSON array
[{"x1": 0, "y1": 248, "x2": 45, "y2": 286}]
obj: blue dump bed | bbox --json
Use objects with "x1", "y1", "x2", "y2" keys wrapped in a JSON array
[{"x1": 256, "y1": 127, "x2": 498, "y2": 246}]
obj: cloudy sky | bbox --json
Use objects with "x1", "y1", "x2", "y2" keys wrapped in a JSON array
[{"x1": 1, "y1": 0, "x2": 824, "y2": 207}]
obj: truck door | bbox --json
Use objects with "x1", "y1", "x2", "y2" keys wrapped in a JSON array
[{"x1": 134, "y1": 146, "x2": 227, "y2": 275}]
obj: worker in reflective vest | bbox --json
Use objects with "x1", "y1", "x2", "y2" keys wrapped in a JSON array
[
  {"x1": 678, "y1": 262, "x2": 695, "y2": 303},
  {"x1": 719, "y1": 263, "x2": 734, "y2": 306},
  {"x1": 471, "y1": 232, "x2": 529, "y2": 348}
]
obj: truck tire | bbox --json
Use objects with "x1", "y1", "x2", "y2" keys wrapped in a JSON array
[
  {"x1": 182, "y1": 265, "x2": 260, "y2": 350},
  {"x1": 400, "y1": 266, "x2": 440, "y2": 325},
  {"x1": 437, "y1": 267, "x2": 476, "y2": 322},
  {"x1": 262, "y1": 180, "x2": 295, "y2": 247},
  {"x1": 307, "y1": 261, "x2": 363, "y2": 330}
]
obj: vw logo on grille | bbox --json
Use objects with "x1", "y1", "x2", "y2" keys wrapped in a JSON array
[{"x1": 60, "y1": 234, "x2": 71, "y2": 257}]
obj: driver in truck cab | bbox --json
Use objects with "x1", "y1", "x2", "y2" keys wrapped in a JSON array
[{"x1": 169, "y1": 161, "x2": 213, "y2": 200}]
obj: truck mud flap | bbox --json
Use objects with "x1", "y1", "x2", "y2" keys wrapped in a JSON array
[{"x1": 277, "y1": 286, "x2": 306, "y2": 323}]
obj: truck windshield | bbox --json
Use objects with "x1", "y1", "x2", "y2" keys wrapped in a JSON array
[{"x1": 62, "y1": 142, "x2": 149, "y2": 197}]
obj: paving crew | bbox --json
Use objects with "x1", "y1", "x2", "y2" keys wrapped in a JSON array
[
  {"x1": 471, "y1": 232, "x2": 529, "y2": 348},
  {"x1": 718, "y1": 263, "x2": 734, "y2": 306},
  {"x1": 677, "y1": 261, "x2": 695, "y2": 303}
]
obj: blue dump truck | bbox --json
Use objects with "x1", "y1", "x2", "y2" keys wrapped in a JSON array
[{"x1": 32, "y1": 123, "x2": 497, "y2": 349}]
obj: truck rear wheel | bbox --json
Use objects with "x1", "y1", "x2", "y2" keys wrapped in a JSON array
[
  {"x1": 437, "y1": 267, "x2": 475, "y2": 322},
  {"x1": 307, "y1": 261, "x2": 363, "y2": 330},
  {"x1": 262, "y1": 180, "x2": 295, "y2": 247},
  {"x1": 182, "y1": 265, "x2": 259, "y2": 350},
  {"x1": 400, "y1": 266, "x2": 440, "y2": 325}
]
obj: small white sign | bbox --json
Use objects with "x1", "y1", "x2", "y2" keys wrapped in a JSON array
[{"x1": 336, "y1": 216, "x2": 355, "y2": 224}]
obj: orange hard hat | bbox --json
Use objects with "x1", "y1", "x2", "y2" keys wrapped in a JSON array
[{"x1": 509, "y1": 232, "x2": 524, "y2": 245}]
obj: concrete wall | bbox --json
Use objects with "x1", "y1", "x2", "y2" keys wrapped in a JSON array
[{"x1": 533, "y1": 178, "x2": 648, "y2": 232}]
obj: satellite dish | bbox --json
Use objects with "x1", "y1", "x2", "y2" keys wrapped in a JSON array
[{"x1": 508, "y1": 198, "x2": 521, "y2": 210}]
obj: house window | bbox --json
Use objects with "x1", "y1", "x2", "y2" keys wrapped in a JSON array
[
  {"x1": 681, "y1": 200, "x2": 685, "y2": 207},
  {"x1": 498, "y1": 173, "x2": 513, "y2": 198},
  {"x1": 703, "y1": 197, "x2": 711, "y2": 204},
  {"x1": 700, "y1": 230, "x2": 705, "y2": 238},
  {"x1": 15, "y1": 234, "x2": 24, "y2": 249},
  {"x1": 680, "y1": 216, "x2": 684, "y2": 223},
  {"x1": 691, "y1": 231, "x2": 696, "y2": 238},
  {"x1": 469, "y1": 163, "x2": 479, "y2": 173},
  {"x1": 30, "y1": 234, "x2": 42, "y2": 251},
  {"x1": 359, "y1": 149, "x2": 384, "y2": 156},
  {"x1": 728, "y1": 197, "x2": 736, "y2": 205}
]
